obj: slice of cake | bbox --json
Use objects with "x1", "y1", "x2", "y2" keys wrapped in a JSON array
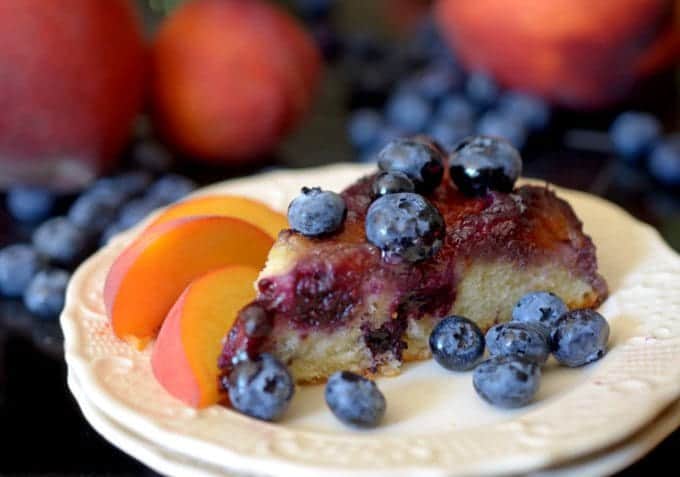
[{"x1": 219, "y1": 136, "x2": 608, "y2": 383}]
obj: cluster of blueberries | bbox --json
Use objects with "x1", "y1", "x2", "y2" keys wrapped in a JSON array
[{"x1": 0, "y1": 142, "x2": 196, "y2": 320}]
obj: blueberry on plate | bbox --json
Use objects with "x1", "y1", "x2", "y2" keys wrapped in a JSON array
[
  {"x1": 227, "y1": 353, "x2": 294, "y2": 422},
  {"x1": 377, "y1": 137, "x2": 445, "y2": 193},
  {"x1": 497, "y1": 92, "x2": 550, "y2": 131},
  {"x1": 512, "y1": 291, "x2": 568, "y2": 335},
  {"x1": 371, "y1": 171, "x2": 415, "y2": 198},
  {"x1": 648, "y1": 134, "x2": 680, "y2": 186},
  {"x1": 32, "y1": 217, "x2": 90, "y2": 265},
  {"x1": 348, "y1": 108, "x2": 384, "y2": 150},
  {"x1": 448, "y1": 135, "x2": 523, "y2": 196},
  {"x1": 436, "y1": 94, "x2": 476, "y2": 124},
  {"x1": 23, "y1": 268, "x2": 71, "y2": 320},
  {"x1": 325, "y1": 371, "x2": 386, "y2": 428},
  {"x1": 148, "y1": 174, "x2": 197, "y2": 205},
  {"x1": 551, "y1": 309, "x2": 609, "y2": 367},
  {"x1": 385, "y1": 91, "x2": 432, "y2": 134},
  {"x1": 365, "y1": 192, "x2": 445, "y2": 263},
  {"x1": 288, "y1": 187, "x2": 347, "y2": 236},
  {"x1": 429, "y1": 316, "x2": 485, "y2": 371},
  {"x1": 68, "y1": 193, "x2": 119, "y2": 233},
  {"x1": 609, "y1": 111, "x2": 661, "y2": 161},
  {"x1": 465, "y1": 72, "x2": 499, "y2": 107},
  {"x1": 473, "y1": 356, "x2": 541, "y2": 408},
  {"x1": 476, "y1": 110, "x2": 529, "y2": 150},
  {"x1": 485, "y1": 322, "x2": 550, "y2": 364},
  {"x1": 6, "y1": 185, "x2": 56, "y2": 223},
  {"x1": 0, "y1": 244, "x2": 42, "y2": 298}
]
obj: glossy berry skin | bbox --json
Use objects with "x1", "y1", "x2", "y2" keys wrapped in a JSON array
[
  {"x1": 348, "y1": 108, "x2": 383, "y2": 151},
  {"x1": 0, "y1": 244, "x2": 42, "y2": 298},
  {"x1": 477, "y1": 110, "x2": 528, "y2": 150},
  {"x1": 609, "y1": 111, "x2": 661, "y2": 161},
  {"x1": 325, "y1": 371, "x2": 386, "y2": 428},
  {"x1": 288, "y1": 187, "x2": 347, "y2": 237},
  {"x1": 449, "y1": 135, "x2": 522, "y2": 196},
  {"x1": 497, "y1": 92, "x2": 550, "y2": 131},
  {"x1": 6, "y1": 185, "x2": 56, "y2": 223},
  {"x1": 465, "y1": 72, "x2": 499, "y2": 107},
  {"x1": 23, "y1": 268, "x2": 71, "y2": 320},
  {"x1": 473, "y1": 356, "x2": 541, "y2": 409},
  {"x1": 429, "y1": 316, "x2": 485, "y2": 371},
  {"x1": 365, "y1": 192, "x2": 445, "y2": 263},
  {"x1": 371, "y1": 171, "x2": 415, "y2": 198},
  {"x1": 32, "y1": 217, "x2": 89, "y2": 265},
  {"x1": 648, "y1": 135, "x2": 680, "y2": 186},
  {"x1": 227, "y1": 353, "x2": 294, "y2": 422},
  {"x1": 512, "y1": 291, "x2": 568, "y2": 335},
  {"x1": 68, "y1": 193, "x2": 119, "y2": 233},
  {"x1": 385, "y1": 91, "x2": 432, "y2": 134},
  {"x1": 551, "y1": 309, "x2": 609, "y2": 367},
  {"x1": 377, "y1": 137, "x2": 445, "y2": 194},
  {"x1": 485, "y1": 322, "x2": 550, "y2": 364},
  {"x1": 147, "y1": 174, "x2": 197, "y2": 205}
]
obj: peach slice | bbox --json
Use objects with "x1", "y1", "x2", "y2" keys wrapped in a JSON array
[
  {"x1": 152, "y1": 265, "x2": 259, "y2": 408},
  {"x1": 104, "y1": 216, "x2": 272, "y2": 348},
  {"x1": 146, "y1": 195, "x2": 288, "y2": 239}
]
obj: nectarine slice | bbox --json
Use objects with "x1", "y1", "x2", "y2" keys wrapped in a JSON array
[
  {"x1": 152, "y1": 265, "x2": 259, "y2": 408},
  {"x1": 146, "y1": 195, "x2": 287, "y2": 239},
  {"x1": 104, "y1": 216, "x2": 272, "y2": 348}
]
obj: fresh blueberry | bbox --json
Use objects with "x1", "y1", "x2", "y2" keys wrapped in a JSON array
[
  {"x1": 486, "y1": 322, "x2": 550, "y2": 364},
  {"x1": 111, "y1": 171, "x2": 153, "y2": 198},
  {"x1": 6, "y1": 185, "x2": 56, "y2": 223},
  {"x1": 227, "y1": 353, "x2": 294, "y2": 421},
  {"x1": 348, "y1": 108, "x2": 384, "y2": 150},
  {"x1": 0, "y1": 244, "x2": 42, "y2": 298},
  {"x1": 377, "y1": 137, "x2": 445, "y2": 193},
  {"x1": 32, "y1": 217, "x2": 89, "y2": 265},
  {"x1": 465, "y1": 72, "x2": 499, "y2": 107},
  {"x1": 288, "y1": 187, "x2": 347, "y2": 236},
  {"x1": 448, "y1": 135, "x2": 523, "y2": 196},
  {"x1": 648, "y1": 135, "x2": 680, "y2": 186},
  {"x1": 371, "y1": 172, "x2": 415, "y2": 198},
  {"x1": 497, "y1": 92, "x2": 550, "y2": 131},
  {"x1": 609, "y1": 111, "x2": 661, "y2": 161},
  {"x1": 512, "y1": 291, "x2": 568, "y2": 335},
  {"x1": 325, "y1": 371, "x2": 386, "y2": 428},
  {"x1": 147, "y1": 174, "x2": 197, "y2": 205},
  {"x1": 436, "y1": 95, "x2": 476, "y2": 124},
  {"x1": 23, "y1": 268, "x2": 70, "y2": 320},
  {"x1": 473, "y1": 356, "x2": 541, "y2": 408},
  {"x1": 427, "y1": 119, "x2": 474, "y2": 150},
  {"x1": 551, "y1": 309, "x2": 609, "y2": 367},
  {"x1": 67, "y1": 193, "x2": 119, "y2": 233},
  {"x1": 365, "y1": 192, "x2": 445, "y2": 263},
  {"x1": 477, "y1": 110, "x2": 529, "y2": 149},
  {"x1": 115, "y1": 197, "x2": 164, "y2": 229},
  {"x1": 429, "y1": 316, "x2": 485, "y2": 371},
  {"x1": 412, "y1": 64, "x2": 461, "y2": 102},
  {"x1": 385, "y1": 91, "x2": 432, "y2": 134},
  {"x1": 84, "y1": 179, "x2": 129, "y2": 208}
]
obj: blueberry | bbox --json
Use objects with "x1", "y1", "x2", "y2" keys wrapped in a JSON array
[
  {"x1": 241, "y1": 304, "x2": 273, "y2": 338},
  {"x1": 32, "y1": 217, "x2": 89, "y2": 265},
  {"x1": 116, "y1": 197, "x2": 164, "y2": 229},
  {"x1": 377, "y1": 137, "x2": 445, "y2": 193},
  {"x1": 0, "y1": 244, "x2": 42, "y2": 298},
  {"x1": 497, "y1": 92, "x2": 550, "y2": 131},
  {"x1": 412, "y1": 64, "x2": 461, "y2": 102},
  {"x1": 449, "y1": 135, "x2": 523, "y2": 196},
  {"x1": 371, "y1": 172, "x2": 415, "y2": 198},
  {"x1": 227, "y1": 353, "x2": 294, "y2": 421},
  {"x1": 23, "y1": 268, "x2": 70, "y2": 320},
  {"x1": 130, "y1": 141, "x2": 174, "y2": 172},
  {"x1": 100, "y1": 222, "x2": 127, "y2": 246},
  {"x1": 111, "y1": 171, "x2": 153, "y2": 198},
  {"x1": 84, "y1": 179, "x2": 129, "y2": 208},
  {"x1": 325, "y1": 371, "x2": 386, "y2": 428},
  {"x1": 68, "y1": 193, "x2": 119, "y2": 233},
  {"x1": 288, "y1": 187, "x2": 347, "y2": 236},
  {"x1": 365, "y1": 192, "x2": 445, "y2": 263},
  {"x1": 551, "y1": 309, "x2": 609, "y2": 367},
  {"x1": 429, "y1": 316, "x2": 485, "y2": 371},
  {"x1": 147, "y1": 174, "x2": 197, "y2": 205},
  {"x1": 473, "y1": 356, "x2": 541, "y2": 408},
  {"x1": 348, "y1": 109, "x2": 383, "y2": 150},
  {"x1": 385, "y1": 91, "x2": 432, "y2": 134},
  {"x1": 512, "y1": 291, "x2": 568, "y2": 335},
  {"x1": 427, "y1": 119, "x2": 474, "y2": 150},
  {"x1": 477, "y1": 110, "x2": 529, "y2": 150},
  {"x1": 465, "y1": 72, "x2": 499, "y2": 107},
  {"x1": 436, "y1": 95, "x2": 476, "y2": 124},
  {"x1": 648, "y1": 135, "x2": 680, "y2": 186},
  {"x1": 6, "y1": 185, "x2": 56, "y2": 223},
  {"x1": 609, "y1": 111, "x2": 661, "y2": 161},
  {"x1": 485, "y1": 322, "x2": 550, "y2": 364}
]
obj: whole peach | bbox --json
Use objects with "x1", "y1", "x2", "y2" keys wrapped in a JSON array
[
  {"x1": 436, "y1": 0, "x2": 680, "y2": 108},
  {"x1": 151, "y1": 0, "x2": 322, "y2": 164}
]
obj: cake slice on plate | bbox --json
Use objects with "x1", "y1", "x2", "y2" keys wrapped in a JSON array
[{"x1": 219, "y1": 136, "x2": 608, "y2": 383}]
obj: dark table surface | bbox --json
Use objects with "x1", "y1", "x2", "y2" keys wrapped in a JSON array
[{"x1": 2, "y1": 2, "x2": 680, "y2": 475}]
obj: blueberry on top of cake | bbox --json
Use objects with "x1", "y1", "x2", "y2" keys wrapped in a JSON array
[{"x1": 219, "y1": 136, "x2": 608, "y2": 384}]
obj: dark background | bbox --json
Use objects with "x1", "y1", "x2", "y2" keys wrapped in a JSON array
[{"x1": 2, "y1": 1, "x2": 680, "y2": 475}]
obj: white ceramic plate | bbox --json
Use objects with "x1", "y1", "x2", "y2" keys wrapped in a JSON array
[{"x1": 62, "y1": 164, "x2": 680, "y2": 477}]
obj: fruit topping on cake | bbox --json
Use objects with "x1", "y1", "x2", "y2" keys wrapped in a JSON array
[{"x1": 218, "y1": 135, "x2": 608, "y2": 385}]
